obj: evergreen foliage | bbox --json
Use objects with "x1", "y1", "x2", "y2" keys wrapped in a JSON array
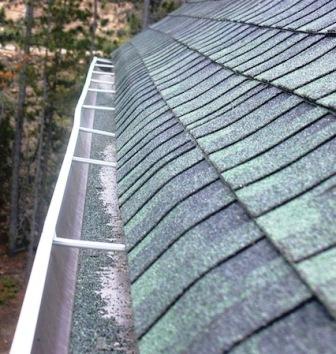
[
  {"x1": 0, "y1": 0, "x2": 181, "y2": 256},
  {"x1": 0, "y1": 0, "x2": 117, "y2": 255}
]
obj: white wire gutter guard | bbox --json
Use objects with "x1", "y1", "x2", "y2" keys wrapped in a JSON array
[{"x1": 10, "y1": 57, "x2": 123, "y2": 354}]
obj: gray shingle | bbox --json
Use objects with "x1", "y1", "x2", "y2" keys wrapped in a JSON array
[
  {"x1": 257, "y1": 175, "x2": 336, "y2": 262},
  {"x1": 128, "y1": 179, "x2": 233, "y2": 274},
  {"x1": 210, "y1": 105, "x2": 326, "y2": 171},
  {"x1": 138, "y1": 240, "x2": 310, "y2": 354},
  {"x1": 237, "y1": 138, "x2": 336, "y2": 216},
  {"x1": 230, "y1": 301, "x2": 336, "y2": 354},
  {"x1": 124, "y1": 161, "x2": 219, "y2": 247},
  {"x1": 131, "y1": 204, "x2": 263, "y2": 335},
  {"x1": 223, "y1": 114, "x2": 336, "y2": 189},
  {"x1": 198, "y1": 94, "x2": 301, "y2": 153},
  {"x1": 120, "y1": 148, "x2": 203, "y2": 224},
  {"x1": 118, "y1": 127, "x2": 186, "y2": 181}
]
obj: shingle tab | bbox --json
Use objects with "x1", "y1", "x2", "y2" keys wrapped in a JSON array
[
  {"x1": 257, "y1": 175, "x2": 336, "y2": 262},
  {"x1": 298, "y1": 247, "x2": 336, "y2": 318},
  {"x1": 230, "y1": 301, "x2": 336, "y2": 354},
  {"x1": 124, "y1": 161, "x2": 220, "y2": 248}
]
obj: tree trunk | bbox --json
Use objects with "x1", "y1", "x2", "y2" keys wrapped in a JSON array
[
  {"x1": 26, "y1": 0, "x2": 53, "y2": 275},
  {"x1": 90, "y1": 0, "x2": 98, "y2": 58},
  {"x1": 8, "y1": 0, "x2": 33, "y2": 254},
  {"x1": 143, "y1": 0, "x2": 150, "y2": 29},
  {"x1": 26, "y1": 67, "x2": 48, "y2": 276}
]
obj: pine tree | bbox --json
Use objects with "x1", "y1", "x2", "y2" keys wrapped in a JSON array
[
  {"x1": 4, "y1": 0, "x2": 123, "y2": 259},
  {"x1": 27, "y1": 0, "x2": 53, "y2": 275},
  {"x1": 27, "y1": 0, "x2": 112, "y2": 266}
]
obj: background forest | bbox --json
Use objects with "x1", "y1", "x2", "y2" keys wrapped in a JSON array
[{"x1": 0, "y1": 0, "x2": 180, "y2": 351}]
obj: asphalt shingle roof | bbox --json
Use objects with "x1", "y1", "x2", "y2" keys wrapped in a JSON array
[{"x1": 113, "y1": 0, "x2": 336, "y2": 352}]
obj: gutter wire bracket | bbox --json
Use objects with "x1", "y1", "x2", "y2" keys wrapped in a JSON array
[
  {"x1": 90, "y1": 79, "x2": 114, "y2": 84},
  {"x1": 88, "y1": 88, "x2": 116, "y2": 93},
  {"x1": 92, "y1": 70, "x2": 115, "y2": 75},
  {"x1": 95, "y1": 64, "x2": 114, "y2": 68},
  {"x1": 79, "y1": 127, "x2": 115, "y2": 137},
  {"x1": 96, "y1": 58, "x2": 113, "y2": 64},
  {"x1": 72, "y1": 156, "x2": 116, "y2": 167},
  {"x1": 53, "y1": 237, "x2": 125, "y2": 251},
  {"x1": 82, "y1": 104, "x2": 115, "y2": 111}
]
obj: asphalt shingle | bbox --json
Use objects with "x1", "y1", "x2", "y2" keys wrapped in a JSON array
[{"x1": 113, "y1": 1, "x2": 336, "y2": 352}]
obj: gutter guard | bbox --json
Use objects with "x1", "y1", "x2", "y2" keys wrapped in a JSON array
[{"x1": 10, "y1": 57, "x2": 122, "y2": 354}]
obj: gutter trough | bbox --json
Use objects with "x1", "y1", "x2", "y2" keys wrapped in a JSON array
[{"x1": 10, "y1": 57, "x2": 136, "y2": 354}]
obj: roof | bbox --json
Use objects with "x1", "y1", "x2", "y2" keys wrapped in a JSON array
[{"x1": 113, "y1": 0, "x2": 336, "y2": 352}]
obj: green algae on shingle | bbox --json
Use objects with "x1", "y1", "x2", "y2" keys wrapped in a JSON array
[
  {"x1": 113, "y1": 2, "x2": 336, "y2": 350},
  {"x1": 138, "y1": 241, "x2": 310, "y2": 353},
  {"x1": 257, "y1": 175, "x2": 336, "y2": 262},
  {"x1": 222, "y1": 115, "x2": 336, "y2": 189},
  {"x1": 236, "y1": 139, "x2": 336, "y2": 216},
  {"x1": 229, "y1": 301, "x2": 336, "y2": 354},
  {"x1": 131, "y1": 204, "x2": 263, "y2": 335},
  {"x1": 198, "y1": 94, "x2": 301, "y2": 154},
  {"x1": 128, "y1": 181, "x2": 233, "y2": 266},
  {"x1": 210, "y1": 105, "x2": 325, "y2": 171}
]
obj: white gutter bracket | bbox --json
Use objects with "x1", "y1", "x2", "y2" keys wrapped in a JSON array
[{"x1": 53, "y1": 237, "x2": 125, "y2": 251}]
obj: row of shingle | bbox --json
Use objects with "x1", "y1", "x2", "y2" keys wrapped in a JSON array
[
  {"x1": 153, "y1": 13, "x2": 336, "y2": 110},
  {"x1": 183, "y1": 0, "x2": 336, "y2": 34},
  {"x1": 113, "y1": 38, "x2": 336, "y2": 353},
  {"x1": 129, "y1": 9, "x2": 336, "y2": 320},
  {"x1": 130, "y1": 29, "x2": 335, "y2": 212}
]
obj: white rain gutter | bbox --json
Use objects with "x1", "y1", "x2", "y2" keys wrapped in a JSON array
[{"x1": 10, "y1": 57, "x2": 123, "y2": 354}]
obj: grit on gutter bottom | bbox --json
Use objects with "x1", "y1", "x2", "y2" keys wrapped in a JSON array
[{"x1": 69, "y1": 69, "x2": 138, "y2": 354}]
